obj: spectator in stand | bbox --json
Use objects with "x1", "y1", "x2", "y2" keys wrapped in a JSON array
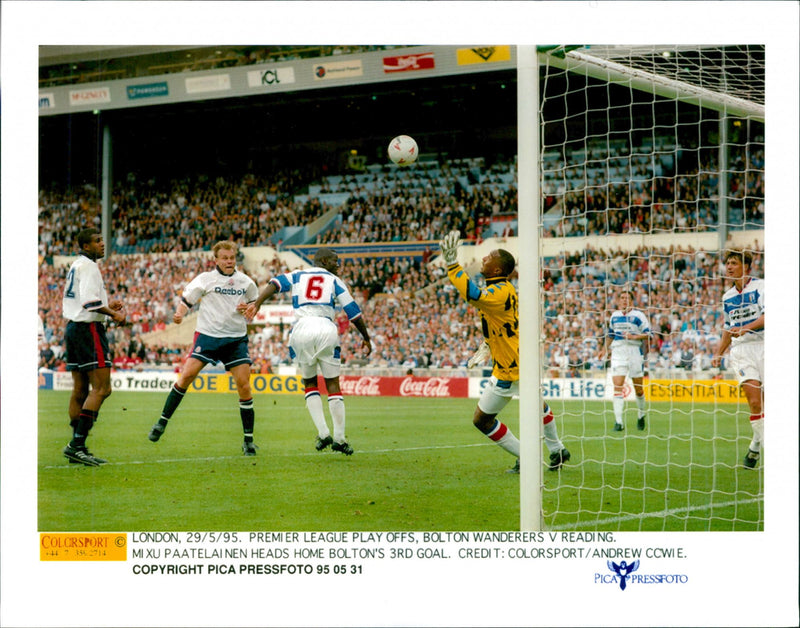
[
  {"x1": 39, "y1": 341, "x2": 57, "y2": 370},
  {"x1": 679, "y1": 340, "x2": 695, "y2": 372}
]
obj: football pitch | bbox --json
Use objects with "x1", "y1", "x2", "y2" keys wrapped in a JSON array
[{"x1": 38, "y1": 391, "x2": 763, "y2": 532}]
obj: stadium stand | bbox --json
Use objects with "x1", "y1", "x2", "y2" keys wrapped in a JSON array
[
  {"x1": 36, "y1": 41, "x2": 764, "y2": 379},
  {"x1": 542, "y1": 141, "x2": 764, "y2": 237},
  {"x1": 38, "y1": 141, "x2": 763, "y2": 377}
]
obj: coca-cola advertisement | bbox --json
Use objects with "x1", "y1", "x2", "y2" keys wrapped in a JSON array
[
  {"x1": 382, "y1": 52, "x2": 436, "y2": 73},
  {"x1": 333, "y1": 375, "x2": 469, "y2": 398}
]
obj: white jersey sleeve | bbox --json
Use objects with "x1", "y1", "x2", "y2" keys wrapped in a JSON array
[
  {"x1": 62, "y1": 255, "x2": 108, "y2": 322},
  {"x1": 181, "y1": 273, "x2": 207, "y2": 308},
  {"x1": 271, "y1": 267, "x2": 362, "y2": 322}
]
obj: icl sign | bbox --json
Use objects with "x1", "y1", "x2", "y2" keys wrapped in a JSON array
[{"x1": 247, "y1": 67, "x2": 296, "y2": 88}]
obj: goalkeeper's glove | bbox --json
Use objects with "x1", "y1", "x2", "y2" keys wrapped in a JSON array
[
  {"x1": 439, "y1": 230, "x2": 461, "y2": 265},
  {"x1": 467, "y1": 341, "x2": 491, "y2": 368}
]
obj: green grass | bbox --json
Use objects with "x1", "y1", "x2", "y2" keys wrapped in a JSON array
[
  {"x1": 543, "y1": 401, "x2": 763, "y2": 531},
  {"x1": 38, "y1": 391, "x2": 763, "y2": 532}
]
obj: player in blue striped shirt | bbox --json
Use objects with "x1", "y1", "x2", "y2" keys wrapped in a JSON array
[
  {"x1": 245, "y1": 248, "x2": 372, "y2": 455},
  {"x1": 600, "y1": 288, "x2": 650, "y2": 431},
  {"x1": 712, "y1": 249, "x2": 764, "y2": 468}
]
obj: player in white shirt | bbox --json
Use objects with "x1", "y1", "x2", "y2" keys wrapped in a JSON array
[
  {"x1": 712, "y1": 249, "x2": 765, "y2": 469},
  {"x1": 245, "y1": 248, "x2": 372, "y2": 455},
  {"x1": 599, "y1": 289, "x2": 650, "y2": 431},
  {"x1": 148, "y1": 241, "x2": 260, "y2": 455},
  {"x1": 62, "y1": 229, "x2": 127, "y2": 466}
]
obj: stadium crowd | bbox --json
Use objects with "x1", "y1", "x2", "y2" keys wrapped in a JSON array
[
  {"x1": 38, "y1": 143, "x2": 764, "y2": 377},
  {"x1": 39, "y1": 137, "x2": 762, "y2": 261},
  {"x1": 38, "y1": 236, "x2": 764, "y2": 377},
  {"x1": 39, "y1": 158, "x2": 517, "y2": 260},
  {"x1": 39, "y1": 168, "x2": 328, "y2": 259},
  {"x1": 540, "y1": 244, "x2": 763, "y2": 377},
  {"x1": 543, "y1": 144, "x2": 764, "y2": 237}
]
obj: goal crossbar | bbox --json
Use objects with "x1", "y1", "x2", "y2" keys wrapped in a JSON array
[{"x1": 542, "y1": 49, "x2": 765, "y2": 121}]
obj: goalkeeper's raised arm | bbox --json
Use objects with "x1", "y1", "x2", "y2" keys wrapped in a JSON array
[{"x1": 438, "y1": 230, "x2": 518, "y2": 381}]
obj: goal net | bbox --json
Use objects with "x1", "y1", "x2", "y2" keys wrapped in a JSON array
[{"x1": 523, "y1": 45, "x2": 765, "y2": 531}]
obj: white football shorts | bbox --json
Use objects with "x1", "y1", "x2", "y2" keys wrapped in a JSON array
[
  {"x1": 610, "y1": 344, "x2": 645, "y2": 379},
  {"x1": 730, "y1": 341, "x2": 764, "y2": 384},
  {"x1": 477, "y1": 377, "x2": 519, "y2": 415},
  {"x1": 288, "y1": 317, "x2": 341, "y2": 380}
]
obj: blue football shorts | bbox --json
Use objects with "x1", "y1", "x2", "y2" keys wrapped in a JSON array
[
  {"x1": 189, "y1": 333, "x2": 251, "y2": 370},
  {"x1": 64, "y1": 320, "x2": 111, "y2": 371}
]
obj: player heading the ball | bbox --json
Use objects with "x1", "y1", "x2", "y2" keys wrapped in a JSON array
[{"x1": 245, "y1": 248, "x2": 372, "y2": 456}]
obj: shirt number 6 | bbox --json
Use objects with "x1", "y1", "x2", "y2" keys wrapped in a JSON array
[{"x1": 305, "y1": 275, "x2": 325, "y2": 301}]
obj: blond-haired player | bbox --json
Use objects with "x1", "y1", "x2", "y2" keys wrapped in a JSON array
[{"x1": 148, "y1": 241, "x2": 260, "y2": 454}]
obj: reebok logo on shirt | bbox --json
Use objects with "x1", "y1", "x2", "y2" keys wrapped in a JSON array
[{"x1": 213, "y1": 287, "x2": 248, "y2": 296}]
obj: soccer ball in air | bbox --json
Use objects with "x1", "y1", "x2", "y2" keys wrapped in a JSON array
[{"x1": 387, "y1": 135, "x2": 418, "y2": 166}]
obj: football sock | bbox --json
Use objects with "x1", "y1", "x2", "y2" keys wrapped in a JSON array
[
  {"x1": 542, "y1": 409, "x2": 563, "y2": 453},
  {"x1": 304, "y1": 387, "x2": 330, "y2": 438},
  {"x1": 70, "y1": 409, "x2": 98, "y2": 448},
  {"x1": 613, "y1": 395, "x2": 624, "y2": 424},
  {"x1": 239, "y1": 398, "x2": 254, "y2": 441},
  {"x1": 749, "y1": 413, "x2": 764, "y2": 452},
  {"x1": 328, "y1": 394, "x2": 346, "y2": 442},
  {"x1": 160, "y1": 384, "x2": 187, "y2": 423},
  {"x1": 635, "y1": 394, "x2": 646, "y2": 417},
  {"x1": 481, "y1": 419, "x2": 520, "y2": 457}
]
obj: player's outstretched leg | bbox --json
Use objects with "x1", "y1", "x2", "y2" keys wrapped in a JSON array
[{"x1": 149, "y1": 384, "x2": 187, "y2": 441}]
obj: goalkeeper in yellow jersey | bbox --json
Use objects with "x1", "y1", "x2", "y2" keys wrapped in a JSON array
[{"x1": 440, "y1": 230, "x2": 569, "y2": 472}]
